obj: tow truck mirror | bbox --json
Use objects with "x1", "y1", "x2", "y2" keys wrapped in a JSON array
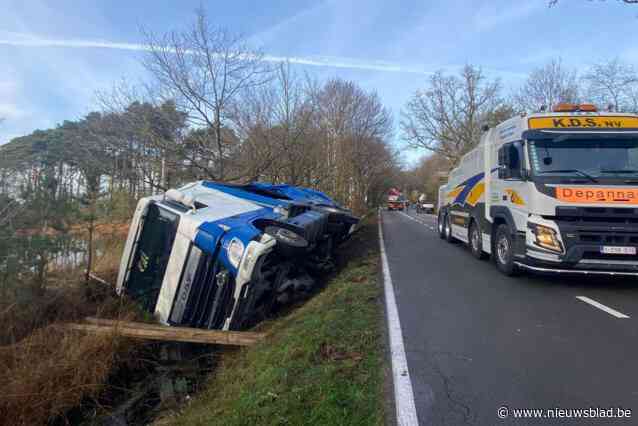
[{"x1": 497, "y1": 164, "x2": 507, "y2": 179}]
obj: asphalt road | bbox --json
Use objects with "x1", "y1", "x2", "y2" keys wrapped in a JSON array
[{"x1": 381, "y1": 209, "x2": 638, "y2": 425}]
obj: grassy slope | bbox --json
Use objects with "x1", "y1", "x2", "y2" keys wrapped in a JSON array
[{"x1": 165, "y1": 219, "x2": 384, "y2": 426}]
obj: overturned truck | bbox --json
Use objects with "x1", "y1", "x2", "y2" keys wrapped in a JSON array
[{"x1": 116, "y1": 181, "x2": 359, "y2": 331}]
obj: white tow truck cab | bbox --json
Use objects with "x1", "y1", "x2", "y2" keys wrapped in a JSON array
[{"x1": 438, "y1": 103, "x2": 638, "y2": 276}]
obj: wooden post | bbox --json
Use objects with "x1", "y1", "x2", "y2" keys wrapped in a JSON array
[{"x1": 58, "y1": 317, "x2": 267, "y2": 346}]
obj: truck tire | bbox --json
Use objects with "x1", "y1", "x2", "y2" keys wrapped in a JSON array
[
  {"x1": 438, "y1": 213, "x2": 446, "y2": 239},
  {"x1": 493, "y1": 224, "x2": 519, "y2": 276},
  {"x1": 469, "y1": 220, "x2": 487, "y2": 260},
  {"x1": 444, "y1": 214, "x2": 455, "y2": 243}
]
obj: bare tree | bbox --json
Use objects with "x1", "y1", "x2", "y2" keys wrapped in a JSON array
[
  {"x1": 582, "y1": 58, "x2": 638, "y2": 112},
  {"x1": 407, "y1": 153, "x2": 452, "y2": 204},
  {"x1": 401, "y1": 65, "x2": 505, "y2": 163},
  {"x1": 231, "y1": 62, "x2": 318, "y2": 183},
  {"x1": 142, "y1": 7, "x2": 272, "y2": 181},
  {"x1": 313, "y1": 79, "x2": 394, "y2": 210},
  {"x1": 514, "y1": 58, "x2": 580, "y2": 112}
]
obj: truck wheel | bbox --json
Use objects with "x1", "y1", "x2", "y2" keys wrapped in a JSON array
[
  {"x1": 493, "y1": 224, "x2": 518, "y2": 276},
  {"x1": 469, "y1": 220, "x2": 487, "y2": 260},
  {"x1": 438, "y1": 213, "x2": 446, "y2": 239},
  {"x1": 444, "y1": 214, "x2": 455, "y2": 243}
]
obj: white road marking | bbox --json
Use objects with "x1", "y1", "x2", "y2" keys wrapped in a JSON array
[
  {"x1": 379, "y1": 211, "x2": 420, "y2": 425},
  {"x1": 575, "y1": 296, "x2": 630, "y2": 319},
  {"x1": 399, "y1": 210, "x2": 436, "y2": 231}
]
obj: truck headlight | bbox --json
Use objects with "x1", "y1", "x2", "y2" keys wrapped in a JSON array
[
  {"x1": 531, "y1": 224, "x2": 563, "y2": 253},
  {"x1": 227, "y1": 238, "x2": 245, "y2": 268}
]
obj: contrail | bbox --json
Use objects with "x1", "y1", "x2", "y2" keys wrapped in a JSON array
[{"x1": 0, "y1": 36, "x2": 431, "y2": 75}]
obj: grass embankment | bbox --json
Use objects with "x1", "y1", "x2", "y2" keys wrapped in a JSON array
[{"x1": 164, "y1": 219, "x2": 385, "y2": 426}]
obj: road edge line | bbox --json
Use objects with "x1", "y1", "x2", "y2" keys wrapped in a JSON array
[{"x1": 378, "y1": 211, "x2": 420, "y2": 425}]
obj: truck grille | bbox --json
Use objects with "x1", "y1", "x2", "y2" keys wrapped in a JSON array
[
  {"x1": 554, "y1": 207, "x2": 638, "y2": 258},
  {"x1": 170, "y1": 247, "x2": 236, "y2": 330},
  {"x1": 556, "y1": 206, "x2": 638, "y2": 224},
  {"x1": 577, "y1": 232, "x2": 638, "y2": 245}
]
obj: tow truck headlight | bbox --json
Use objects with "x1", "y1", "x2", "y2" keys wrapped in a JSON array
[
  {"x1": 227, "y1": 238, "x2": 245, "y2": 268},
  {"x1": 531, "y1": 224, "x2": 563, "y2": 253}
]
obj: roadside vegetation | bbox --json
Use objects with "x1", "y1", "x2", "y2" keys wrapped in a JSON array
[{"x1": 156, "y1": 218, "x2": 384, "y2": 426}]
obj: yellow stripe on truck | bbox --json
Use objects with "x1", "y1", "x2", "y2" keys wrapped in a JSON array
[
  {"x1": 528, "y1": 116, "x2": 638, "y2": 129},
  {"x1": 466, "y1": 182, "x2": 485, "y2": 206},
  {"x1": 446, "y1": 186, "x2": 464, "y2": 200}
]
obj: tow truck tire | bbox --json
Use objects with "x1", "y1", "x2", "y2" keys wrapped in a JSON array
[
  {"x1": 493, "y1": 224, "x2": 519, "y2": 276},
  {"x1": 444, "y1": 214, "x2": 455, "y2": 243},
  {"x1": 438, "y1": 213, "x2": 446, "y2": 239},
  {"x1": 469, "y1": 220, "x2": 487, "y2": 260}
]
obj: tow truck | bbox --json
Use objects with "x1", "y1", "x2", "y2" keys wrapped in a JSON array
[{"x1": 437, "y1": 103, "x2": 638, "y2": 276}]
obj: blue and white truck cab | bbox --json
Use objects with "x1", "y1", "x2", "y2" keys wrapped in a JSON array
[{"x1": 116, "y1": 181, "x2": 358, "y2": 330}]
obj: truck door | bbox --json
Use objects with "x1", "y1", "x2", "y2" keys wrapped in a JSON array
[{"x1": 494, "y1": 141, "x2": 528, "y2": 229}]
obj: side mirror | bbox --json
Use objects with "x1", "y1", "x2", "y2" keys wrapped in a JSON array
[{"x1": 497, "y1": 164, "x2": 507, "y2": 179}]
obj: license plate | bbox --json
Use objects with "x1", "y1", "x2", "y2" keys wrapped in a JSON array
[{"x1": 600, "y1": 246, "x2": 637, "y2": 255}]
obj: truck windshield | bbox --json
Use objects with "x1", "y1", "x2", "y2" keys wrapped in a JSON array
[
  {"x1": 529, "y1": 138, "x2": 638, "y2": 178},
  {"x1": 125, "y1": 202, "x2": 180, "y2": 311}
]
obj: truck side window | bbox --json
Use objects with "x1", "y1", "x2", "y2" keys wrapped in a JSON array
[{"x1": 498, "y1": 142, "x2": 524, "y2": 180}]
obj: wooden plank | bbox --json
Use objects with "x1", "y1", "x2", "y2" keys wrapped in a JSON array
[
  {"x1": 58, "y1": 318, "x2": 266, "y2": 346},
  {"x1": 88, "y1": 272, "x2": 113, "y2": 287},
  {"x1": 84, "y1": 317, "x2": 267, "y2": 340}
]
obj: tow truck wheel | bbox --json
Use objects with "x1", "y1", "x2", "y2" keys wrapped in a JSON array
[
  {"x1": 494, "y1": 224, "x2": 518, "y2": 276},
  {"x1": 469, "y1": 220, "x2": 487, "y2": 260},
  {"x1": 438, "y1": 213, "x2": 446, "y2": 239},
  {"x1": 444, "y1": 214, "x2": 455, "y2": 243}
]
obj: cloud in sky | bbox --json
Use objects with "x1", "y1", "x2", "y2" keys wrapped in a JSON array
[{"x1": 0, "y1": 33, "x2": 433, "y2": 75}]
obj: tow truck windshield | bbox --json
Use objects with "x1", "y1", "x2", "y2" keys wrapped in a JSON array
[
  {"x1": 125, "y1": 203, "x2": 180, "y2": 311},
  {"x1": 529, "y1": 137, "x2": 638, "y2": 179}
]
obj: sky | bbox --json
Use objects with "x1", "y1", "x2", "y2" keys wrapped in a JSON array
[{"x1": 1, "y1": 0, "x2": 638, "y2": 165}]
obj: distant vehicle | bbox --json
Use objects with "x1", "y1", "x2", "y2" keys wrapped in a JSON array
[
  {"x1": 116, "y1": 181, "x2": 359, "y2": 330},
  {"x1": 387, "y1": 188, "x2": 406, "y2": 211},
  {"x1": 438, "y1": 103, "x2": 638, "y2": 277},
  {"x1": 416, "y1": 194, "x2": 435, "y2": 214}
]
